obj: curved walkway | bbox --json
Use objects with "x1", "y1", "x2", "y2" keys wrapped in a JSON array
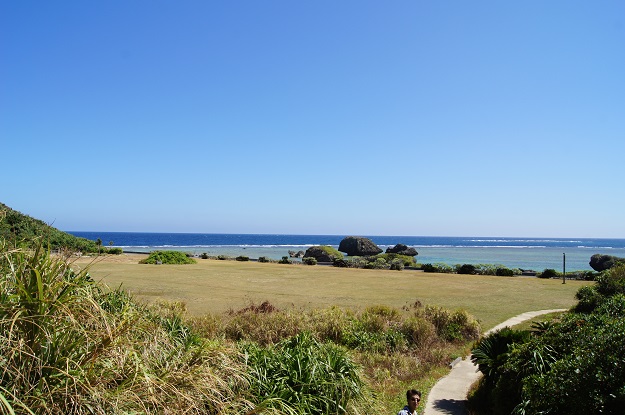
[{"x1": 423, "y1": 309, "x2": 566, "y2": 415}]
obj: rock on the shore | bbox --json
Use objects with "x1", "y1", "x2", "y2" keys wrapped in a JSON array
[
  {"x1": 385, "y1": 243, "x2": 418, "y2": 257},
  {"x1": 338, "y1": 236, "x2": 382, "y2": 256},
  {"x1": 589, "y1": 254, "x2": 625, "y2": 271},
  {"x1": 304, "y1": 246, "x2": 341, "y2": 262}
]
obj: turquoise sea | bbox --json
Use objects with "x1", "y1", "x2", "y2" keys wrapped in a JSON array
[{"x1": 67, "y1": 232, "x2": 625, "y2": 272}]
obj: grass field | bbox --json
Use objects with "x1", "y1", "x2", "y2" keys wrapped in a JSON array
[{"x1": 78, "y1": 254, "x2": 590, "y2": 330}]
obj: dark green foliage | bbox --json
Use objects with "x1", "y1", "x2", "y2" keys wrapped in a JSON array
[
  {"x1": 508, "y1": 297, "x2": 625, "y2": 414},
  {"x1": 538, "y1": 268, "x2": 559, "y2": 279},
  {"x1": 471, "y1": 328, "x2": 531, "y2": 381},
  {"x1": 457, "y1": 264, "x2": 476, "y2": 274},
  {"x1": 235, "y1": 255, "x2": 249, "y2": 261},
  {"x1": 302, "y1": 257, "x2": 317, "y2": 265},
  {"x1": 495, "y1": 267, "x2": 514, "y2": 276},
  {"x1": 389, "y1": 259, "x2": 404, "y2": 271},
  {"x1": 139, "y1": 250, "x2": 197, "y2": 264},
  {"x1": 422, "y1": 263, "x2": 454, "y2": 273},
  {"x1": 333, "y1": 258, "x2": 348, "y2": 267},
  {"x1": 200, "y1": 252, "x2": 210, "y2": 259},
  {"x1": 0, "y1": 202, "x2": 121, "y2": 254},
  {"x1": 574, "y1": 285, "x2": 602, "y2": 312},
  {"x1": 278, "y1": 256, "x2": 292, "y2": 264},
  {"x1": 258, "y1": 256, "x2": 270, "y2": 263},
  {"x1": 470, "y1": 265, "x2": 625, "y2": 415},
  {"x1": 217, "y1": 255, "x2": 229, "y2": 260},
  {"x1": 596, "y1": 265, "x2": 625, "y2": 297}
]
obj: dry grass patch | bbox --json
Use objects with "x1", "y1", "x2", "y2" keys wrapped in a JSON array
[{"x1": 82, "y1": 258, "x2": 590, "y2": 330}]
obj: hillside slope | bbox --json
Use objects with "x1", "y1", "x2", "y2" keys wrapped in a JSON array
[{"x1": 0, "y1": 202, "x2": 111, "y2": 253}]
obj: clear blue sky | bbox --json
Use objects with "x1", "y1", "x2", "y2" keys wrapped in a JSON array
[{"x1": 2, "y1": 1, "x2": 624, "y2": 237}]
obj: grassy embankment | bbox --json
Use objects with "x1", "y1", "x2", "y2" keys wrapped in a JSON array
[{"x1": 80, "y1": 254, "x2": 589, "y2": 330}]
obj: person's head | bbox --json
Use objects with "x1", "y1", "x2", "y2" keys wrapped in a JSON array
[{"x1": 406, "y1": 389, "x2": 421, "y2": 411}]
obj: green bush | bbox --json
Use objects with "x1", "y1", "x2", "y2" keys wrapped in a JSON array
[
  {"x1": 495, "y1": 267, "x2": 515, "y2": 276},
  {"x1": 302, "y1": 257, "x2": 317, "y2": 265},
  {"x1": 139, "y1": 250, "x2": 197, "y2": 264},
  {"x1": 243, "y1": 332, "x2": 370, "y2": 414},
  {"x1": 0, "y1": 239, "x2": 251, "y2": 414},
  {"x1": 377, "y1": 253, "x2": 415, "y2": 267},
  {"x1": 574, "y1": 285, "x2": 602, "y2": 313},
  {"x1": 364, "y1": 257, "x2": 388, "y2": 269},
  {"x1": 278, "y1": 256, "x2": 292, "y2": 264},
  {"x1": 217, "y1": 254, "x2": 229, "y2": 260},
  {"x1": 389, "y1": 259, "x2": 404, "y2": 271},
  {"x1": 200, "y1": 252, "x2": 209, "y2": 259},
  {"x1": 457, "y1": 264, "x2": 476, "y2": 275},
  {"x1": 257, "y1": 256, "x2": 270, "y2": 263},
  {"x1": 538, "y1": 268, "x2": 559, "y2": 279},
  {"x1": 470, "y1": 265, "x2": 625, "y2": 414},
  {"x1": 235, "y1": 255, "x2": 249, "y2": 261}
]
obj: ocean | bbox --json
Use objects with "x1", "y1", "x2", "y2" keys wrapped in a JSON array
[{"x1": 67, "y1": 232, "x2": 625, "y2": 272}]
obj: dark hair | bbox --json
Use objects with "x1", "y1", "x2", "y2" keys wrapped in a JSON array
[{"x1": 406, "y1": 389, "x2": 422, "y2": 401}]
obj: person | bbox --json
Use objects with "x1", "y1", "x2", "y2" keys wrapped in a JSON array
[{"x1": 397, "y1": 389, "x2": 421, "y2": 415}]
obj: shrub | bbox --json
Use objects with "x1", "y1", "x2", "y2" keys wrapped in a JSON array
[
  {"x1": 139, "y1": 250, "x2": 197, "y2": 264},
  {"x1": 538, "y1": 268, "x2": 559, "y2": 279},
  {"x1": 235, "y1": 255, "x2": 249, "y2": 261},
  {"x1": 495, "y1": 267, "x2": 515, "y2": 277},
  {"x1": 258, "y1": 256, "x2": 270, "y2": 263},
  {"x1": 333, "y1": 258, "x2": 348, "y2": 267},
  {"x1": 389, "y1": 259, "x2": 404, "y2": 271},
  {"x1": 596, "y1": 264, "x2": 625, "y2": 297},
  {"x1": 401, "y1": 316, "x2": 437, "y2": 347},
  {"x1": 0, "y1": 239, "x2": 250, "y2": 414},
  {"x1": 243, "y1": 332, "x2": 371, "y2": 414},
  {"x1": 278, "y1": 256, "x2": 292, "y2": 264},
  {"x1": 302, "y1": 256, "x2": 317, "y2": 265},
  {"x1": 457, "y1": 264, "x2": 476, "y2": 275},
  {"x1": 574, "y1": 285, "x2": 602, "y2": 313},
  {"x1": 377, "y1": 253, "x2": 416, "y2": 267},
  {"x1": 217, "y1": 254, "x2": 229, "y2": 260},
  {"x1": 364, "y1": 257, "x2": 388, "y2": 269},
  {"x1": 200, "y1": 252, "x2": 209, "y2": 259}
]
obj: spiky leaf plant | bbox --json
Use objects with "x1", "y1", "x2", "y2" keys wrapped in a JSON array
[{"x1": 0, "y1": 237, "x2": 251, "y2": 414}]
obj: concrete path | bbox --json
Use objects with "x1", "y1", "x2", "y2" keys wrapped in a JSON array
[{"x1": 423, "y1": 309, "x2": 566, "y2": 415}]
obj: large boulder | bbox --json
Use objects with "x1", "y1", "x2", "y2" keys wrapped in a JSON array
[
  {"x1": 304, "y1": 246, "x2": 343, "y2": 262},
  {"x1": 385, "y1": 243, "x2": 418, "y2": 257},
  {"x1": 589, "y1": 254, "x2": 625, "y2": 271},
  {"x1": 338, "y1": 236, "x2": 382, "y2": 256}
]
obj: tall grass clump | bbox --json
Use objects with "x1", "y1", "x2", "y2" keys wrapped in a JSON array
[
  {"x1": 243, "y1": 332, "x2": 375, "y2": 415},
  {"x1": 0, "y1": 238, "x2": 251, "y2": 414},
  {"x1": 191, "y1": 300, "x2": 481, "y2": 413}
]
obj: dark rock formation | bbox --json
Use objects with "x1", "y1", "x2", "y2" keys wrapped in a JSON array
[
  {"x1": 338, "y1": 236, "x2": 382, "y2": 256},
  {"x1": 385, "y1": 243, "x2": 418, "y2": 257},
  {"x1": 288, "y1": 250, "x2": 305, "y2": 258},
  {"x1": 589, "y1": 254, "x2": 625, "y2": 271},
  {"x1": 304, "y1": 246, "x2": 339, "y2": 262}
]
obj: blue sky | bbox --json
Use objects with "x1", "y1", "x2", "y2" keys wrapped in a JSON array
[{"x1": 2, "y1": 1, "x2": 624, "y2": 237}]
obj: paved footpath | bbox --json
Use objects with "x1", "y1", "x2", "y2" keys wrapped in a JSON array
[{"x1": 423, "y1": 309, "x2": 566, "y2": 415}]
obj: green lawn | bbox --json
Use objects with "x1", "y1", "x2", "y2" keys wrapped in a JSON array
[{"x1": 83, "y1": 258, "x2": 590, "y2": 330}]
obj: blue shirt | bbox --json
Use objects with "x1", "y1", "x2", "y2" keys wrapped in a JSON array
[{"x1": 397, "y1": 405, "x2": 418, "y2": 415}]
